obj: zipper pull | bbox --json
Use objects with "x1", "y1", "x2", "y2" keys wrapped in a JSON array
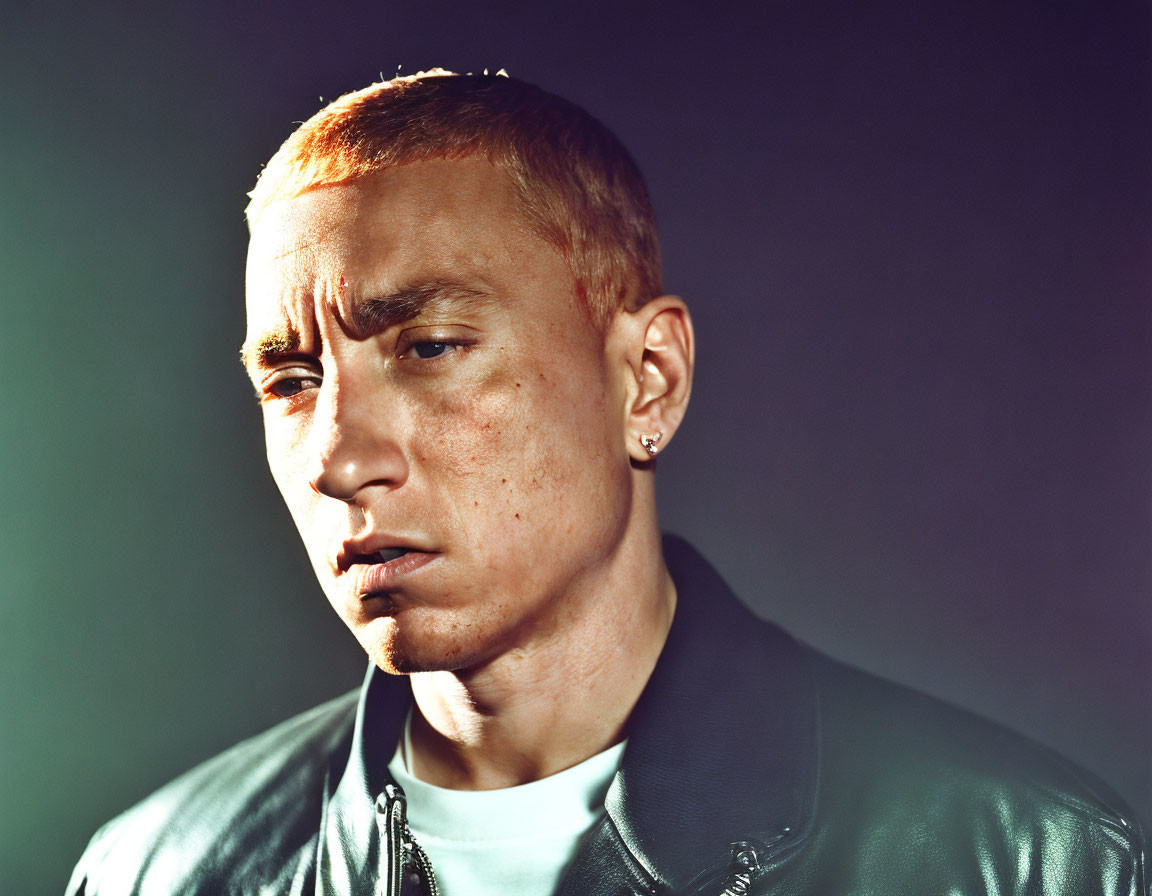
[
  {"x1": 375, "y1": 783, "x2": 442, "y2": 896},
  {"x1": 717, "y1": 841, "x2": 762, "y2": 896},
  {"x1": 376, "y1": 784, "x2": 410, "y2": 896}
]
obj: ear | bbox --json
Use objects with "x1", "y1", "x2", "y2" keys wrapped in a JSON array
[{"x1": 615, "y1": 296, "x2": 695, "y2": 464}]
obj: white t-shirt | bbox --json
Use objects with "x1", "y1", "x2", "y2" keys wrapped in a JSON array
[{"x1": 387, "y1": 719, "x2": 625, "y2": 896}]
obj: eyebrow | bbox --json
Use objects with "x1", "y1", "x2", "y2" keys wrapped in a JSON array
[
  {"x1": 239, "y1": 280, "x2": 494, "y2": 375},
  {"x1": 240, "y1": 326, "x2": 300, "y2": 377},
  {"x1": 348, "y1": 281, "x2": 492, "y2": 338}
]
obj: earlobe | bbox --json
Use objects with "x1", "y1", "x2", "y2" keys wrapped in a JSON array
[
  {"x1": 639, "y1": 432, "x2": 664, "y2": 457},
  {"x1": 622, "y1": 296, "x2": 694, "y2": 463}
]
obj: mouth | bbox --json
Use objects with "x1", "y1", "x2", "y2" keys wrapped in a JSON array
[
  {"x1": 355, "y1": 547, "x2": 412, "y2": 565},
  {"x1": 344, "y1": 547, "x2": 439, "y2": 597}
]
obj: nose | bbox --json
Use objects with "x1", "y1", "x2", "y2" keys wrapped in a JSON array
[{"x1": 305, "y1": 371, "x2": 409, "y2": 502}]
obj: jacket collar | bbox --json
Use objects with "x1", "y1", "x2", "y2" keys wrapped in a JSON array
[
  {"x1": 601, "y1": 535, "x2": 818, "y2": 891},
  {"x1": 318, "y1": 660, "x2": 411, "y2": 895},
  {"x1": 320, "y1": 536, "x2": 819, "y2": 893}
]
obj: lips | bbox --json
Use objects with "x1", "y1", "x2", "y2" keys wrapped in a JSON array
[
  {"x1": 335, "y1": 534, "x2": 439, "y2": 596},
  {"x1": 336, "y1": 535, "x2": 431, "y2": 573},
  {"x1": 363, "y1": 547, "x2": 409, "y2": 564},
  {"x1": 348, "y1": 549, "x2": 439, "y2": 596}
]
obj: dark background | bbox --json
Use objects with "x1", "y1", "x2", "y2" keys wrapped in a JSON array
[{"x1": 3, "y1": 1, "x2": 1148, "y2": 891}]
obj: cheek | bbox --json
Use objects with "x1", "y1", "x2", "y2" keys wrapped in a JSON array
[
  {"x1": 413, "y1": 379, "x2": 520, "y2": 478},
  {"x1": 262, "y1": 419, "x2": 330, "y2": 556},
  {"x1": 264, "y1": 420, "x2": 310, "y2": 505},
  {"x1": 412, "y1": 360, "x2": 624, "y2": 529}
]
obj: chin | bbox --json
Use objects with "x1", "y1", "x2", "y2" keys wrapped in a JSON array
[
  {"x1": 361, "y1": 626, "x2": 482, "y2": 676},
  {"x1": 368, "y1": 641, "x2": 434, "y2": 676}
]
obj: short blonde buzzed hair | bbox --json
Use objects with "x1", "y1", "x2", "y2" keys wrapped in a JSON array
[{"x1": 246, "y1": 69, "x2": 662, "y2": 329}]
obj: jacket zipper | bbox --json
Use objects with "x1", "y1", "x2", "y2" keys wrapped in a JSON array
[
  {"x1": 716, "y1": 841, "x2": 762, "y2": 896},
  {"x1": 376, "y1": 783, "x2": 441, "y2": 896}
]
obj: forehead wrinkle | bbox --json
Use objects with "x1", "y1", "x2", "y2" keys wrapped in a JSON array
[
  {"x1": 270, "y1": 238, "x2": 324, "y2": 262},
  {"x1": 241, "y1": 282, "x2": 321, "y2": 375}
]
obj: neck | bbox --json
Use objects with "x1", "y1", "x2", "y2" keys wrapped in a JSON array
[{"x1": 406, "y1": 523, "x2": 674, "y2": 791}]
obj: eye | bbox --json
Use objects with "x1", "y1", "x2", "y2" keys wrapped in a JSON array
[
  {"x1": 400, "y1": 338, "x2": 475, "y2": 361},
  {"x1": 409, "y1": 341, "x2": 453, "y2": 360},
  {"x1": 395, "y1": 327, "x2": 479, "y2": 364},
  {"x1": 262, "y1": 371, "x2": 321, "y2": 400}
]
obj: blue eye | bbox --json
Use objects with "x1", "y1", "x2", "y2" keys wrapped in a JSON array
[
  {"x1": 411, "y1": 341, "x2": 451, "y2": 359},
  {"x1": 399, "y1": 332, "x2": 476, "y2": 362}
]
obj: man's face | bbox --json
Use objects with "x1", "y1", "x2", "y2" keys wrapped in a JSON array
[{"x1": 244, "y1": 159, "x2": 636, "y2": 674}]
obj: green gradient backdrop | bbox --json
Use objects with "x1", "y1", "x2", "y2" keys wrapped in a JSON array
[{"x1": 4, "y1": 2, "x2": 1149, "y2": 892}]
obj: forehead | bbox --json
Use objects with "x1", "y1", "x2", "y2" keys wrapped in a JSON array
[
  {"x1": 246, "y1": 158, "x2": 528, "y2": 301},
  {"x1": 242, "y1": 158, "x2": 592, "y2": 376}
]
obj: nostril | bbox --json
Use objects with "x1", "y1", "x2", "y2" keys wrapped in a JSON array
[
  {"x1": 308, "y1": 456, "x2": 367, "y2": 503},
  {"x1": 305, "y1": 432, "x2": 410, "y2": 502}
]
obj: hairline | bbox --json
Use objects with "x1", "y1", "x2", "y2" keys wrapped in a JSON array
[
  {"x1": 247, "y1": 152, "x2": 609, "y2": 330},
  {"x1": 244, "y1": 73, "x2": 662, "y2": 330}
]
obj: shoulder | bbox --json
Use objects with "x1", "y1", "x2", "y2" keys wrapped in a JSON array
[
  {"x1": 67, "y1": 690, "x2": 358, "y2": 896},
  {"x1": 803, "y1": 649, "x2": 1147, "y2": 893},
  {"x1": 657, "y1": 537, "x2": 1146, "y2": 893}
]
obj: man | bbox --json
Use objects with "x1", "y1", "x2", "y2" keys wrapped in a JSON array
[{"x1": 69, "y1": 70, "x2": 1146, "y2": 896}]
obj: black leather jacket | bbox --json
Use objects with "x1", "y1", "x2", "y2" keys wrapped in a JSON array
[{"x1": 69, "y1": 539, "x2": 1147, "y2": 895}]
